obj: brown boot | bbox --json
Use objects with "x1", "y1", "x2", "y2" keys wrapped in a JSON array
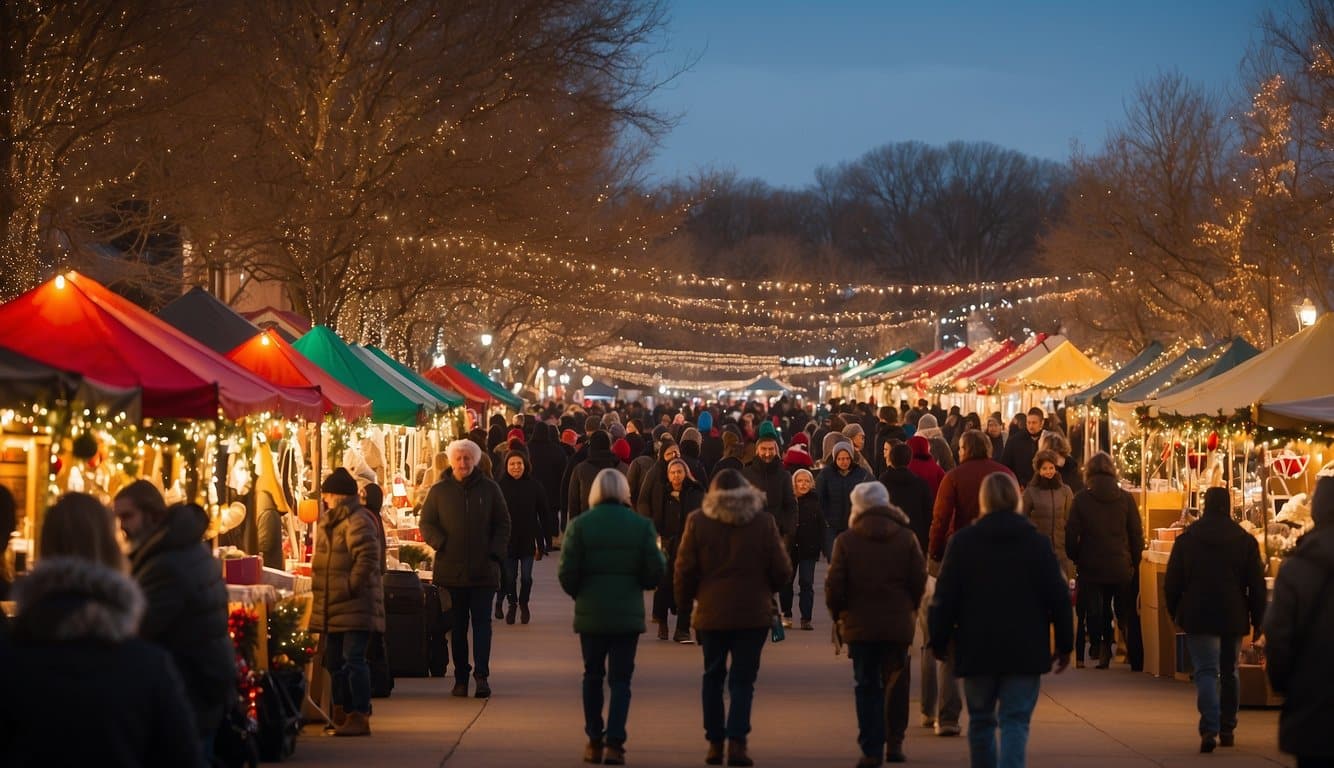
[
  {"x1": 602, "y1": 743, "x2": 626, "y2": 765},
  {"x1": 705, "y1": 741, "x2": 725, "y2": 765},
  {"x1": 334, "y1": 711, "x2": 371, "y2": 737},
  {"x1": 726, "y1": 739, "x2": 752, "y2": 766},
  {"x1": 331, "y1": 705, "x2": 347, "y2": 727},
  {"x1": 584, "y1": 739, "x2": 603, "y2": 763}
]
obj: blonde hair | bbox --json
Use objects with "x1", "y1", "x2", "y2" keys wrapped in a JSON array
[
  {"x1": 979, "y1": 472, "x2": 1020, "y2": 517},
  {"x1": 589, "y1": 468, "x2": 631, "y2": 508},
  {"x1": 41, "y1": 493, "x2": 126, "y2": 572}
]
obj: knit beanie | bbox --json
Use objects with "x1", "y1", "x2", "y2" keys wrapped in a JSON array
[
  {"x1": 841, "y1": 423, "x2": 865, "y2": 440},
  {"x1": 850, "y1": 481, "x2": 890, "y2": 521},
  {"x1": 698, "y1": 411, "x2": 714, "y2": 432},
  {"x1": 758, "y1": 421, "x2": 780, "y2": 441},
  {"x1": 609, "y1": 423, "x2": 627, "y2": 441},
  {"x1": 908, "y1": 435, "x2": 932, "y2": 459},
  {"x1": 601, "y1": 411, "x2": 621, "y2": 427},
  {"x1": 320, "y1": 467, "x2": 358, "y2": 496},
  {"x1": 611, "y1": 438, "x2": 631, "y2": 464},
  {"x1": 822, "y1": 431, "x2": 845, "y2": 462},
  {"x1": 783, "y1": 444, "x2": 813, "y2": 470},
  {"x1": 790, "y1": 431, "x2": 809, "y2": 447},
  {"x1": 560, "y1": 429, "x2": 579, "y2": 447},
  {"x1": 681, "y1": 427, "x2": 702, "y2": 445},
  {"x1": 507, "y1": 427, "x2": 525, "y2": 445},
  {"x1": 917, "y1": 413, "x2": 939, "y2": 431},
  {"x1": 589, "y1": 431, "x2": 611, "y2": 451}
]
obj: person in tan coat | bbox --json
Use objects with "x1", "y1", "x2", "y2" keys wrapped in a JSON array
[
  {"x1": 827, "y1": 481, "x2": 927, "y2": 766},
  {"x1": 311, "y1": 467, "x2": 385, "y2": 737},
  {"x1": 675, "y1": 469, "x2": 792, "y2": 767}
]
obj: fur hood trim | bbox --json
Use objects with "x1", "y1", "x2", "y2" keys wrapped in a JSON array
[
  {"x1": 701, "y1": 483, "x2": 766, "y2": 526},
  {"x1": 14, "y1": 557, "x2": 144, "y2": 643}
]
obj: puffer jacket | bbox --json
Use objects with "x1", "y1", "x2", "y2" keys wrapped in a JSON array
[
  {"x1": 675, "y1": 483, "x2": 793, "y2": 631},
  {"x1": 419, "y1": 469, "x2": 512, "y2": 589},
  {"x1": 742, "y1": 457, "x2": 799, "y2": 537},
  {"x1": 558, "y1": 502, "x2": 665, "y2": 634},
  {"x1": 1264, "y1": 515, "x2": 1334, "y2": 758},
  {"x1": 1023, "y1": 476, "x2": 1075, "y2": 577},
  {"x1": 568, "y1": 449, "x2": 625, "y2": 519},
  {"x1": 311, "y1": 501, "x2": 386, "y2": 633},
  {"x1": 879, "y1": 466, "x2": 933, "y2": 554},
  {"x1": 1164, "y1": 505, "x2": 1265, "y2": 636},
  {"x1": 1065, "y1": 472, "x2": 1143, "y2": 585},
  {"x1": 130, "y1": 506, "x2": 235, "y2": 741},
  {"x1": 825, "y1": 504, "x2": 926, "y2": 644},
  {"x1": 3, "y1": 558, "x2": 204, "y2": 767},
  {"x1": 498, "y1": 454, "x2": 551, "y2": 557},
  {"x1": 815, "y1": 452, "x2": 873, "y2": 534}
]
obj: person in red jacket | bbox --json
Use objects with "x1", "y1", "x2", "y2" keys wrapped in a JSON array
[
  {"x1": 928, "y1": 431, "x2": 1015, "y2": 566},
  {"x1": 905, "y1": 436, "x2": 946, "y2": 499}
]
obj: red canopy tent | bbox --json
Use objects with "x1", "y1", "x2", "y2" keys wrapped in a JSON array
[
  {"x1": 945, "y1": 341, "x2": 1018, "y2": 385},
  {"x1": 424, "y1": 365, "x2": 492, "y2": 415},
  {"x1": 0, "y1": 272, "x2": 324, "y2": 420},
  {"x1": 226, "y1": 329, "x2": 372, "y2": 421},
  {"x1": 901, "y1": 346, "x2": 974, "y2": 391}
]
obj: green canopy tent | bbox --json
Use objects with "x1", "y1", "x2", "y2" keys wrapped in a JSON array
[
  {"x1": 352, "y1": 345, "x2": 461, "y2": 411},
  {"x1": 452, "y1": 362, "x2": 524, "y2": 410},
  {"x1": 361, "y1": 347, "x2": 464, "y2": 408},
  {"x1": 292, "y1": 326, "x2": 423, "y2": 426},
  {"x1": 848, "y1": 348, "x2": 920, "y2": 382}
]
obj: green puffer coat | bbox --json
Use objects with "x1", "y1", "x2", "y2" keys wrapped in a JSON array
[{"x1": 558, "y1": 502, "x2": 665, "y2": 634}]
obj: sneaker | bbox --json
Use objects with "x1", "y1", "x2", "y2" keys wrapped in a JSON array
[
  {"x1": 674, "y1": 629, "x2": 694, "y2": 644},
  {"x1": 505, "y1": 603, "x2": 517, "y2": 625},
  {"x1": 474, "y1": 676, "x2": 491, "y2": 699},
  {"x1": 886, "y1": 747, "x2": 907, "y2": 763},
  {"x1": 1200, "y1": 733, "x2": 1217, "y2": 753},
  {"x1": 657, "y1": 623, "x2": 669, "y2": 641},
  {"x1": 1219, "y1": 732, "x2": 1234, "y2": 748},
  {"x1": 451, "y1": 681, "x2": 468, "y2": 697},
  {"x1": 800, "y1": 619, "x2": 813, "y2": 631},
  {"x1": 935, "y1": 723, "x2": 961, "y2": 737}
]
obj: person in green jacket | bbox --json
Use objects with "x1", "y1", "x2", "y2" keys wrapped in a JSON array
[{"x1": 558, "y1": 468, "x2": 666, "y2": 766}]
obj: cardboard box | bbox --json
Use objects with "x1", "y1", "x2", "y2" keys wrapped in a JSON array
[
  {"x1": 223, "y1": 555, "x2": 263, "y2": 585},
  {"x1": 1239, "y1": 665, "x2": 1283, "y2": 708}
]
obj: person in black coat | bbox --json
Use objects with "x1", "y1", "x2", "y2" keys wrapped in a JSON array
[
  {"x1": 784, "y1": 469, "x2": 823, "y2": 629},
  {"x1": 1164, "y1": 486, "x2": 1266, "y2": 752},
  {"x1": 115, "y1": 482, "x2": 235, "y2": 752},
  {"x1": 497, "y1": 450, "x2": 551, "y2": 625},
  {"x1": 568, "y1": 431, "x2": 626, "y2": 520},
  {"x1": 742, "y1": 435, "x2": 799, "y2": 539},
  {"x1": 526, "y1": 424, "x2": 568, "y2": 544},
  {"x1": 648, "y1": 459, "x2": 706, "y2": 642},
  {"x1": 929, "y1": 472, "x2": 1072, "y2": 768},
  {"x1": 698, "y1": 411, "x2": 724, "y2": 474},
  {"x1": 872, "y1": 406, "x2": 908, "y2": 476},
  {"x1": 1264, "y1": 476, "x2": 1334, "y2": 766},
  {"x1": 999, "y1": 408, "x2": 1045, "y2": 488},
  {"x1": 879, "y1": 442, "x2": 932, "y2": 554}
]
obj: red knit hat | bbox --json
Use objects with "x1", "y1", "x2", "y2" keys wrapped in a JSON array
[
  {"x1": 560, "y1": 429, "x2": 579, "y2": 446},
  {"x1": 611, "y1": 438, "x2": 632, "y2": 464},
  {"x1": 783, "y1": 444, "x2": 813, "y2": 470},
  {"x1": 507, "y1": 428, "x2": 525, "y2": 444},
  {"x1": 790, "y1": 431, "x2": 809, "y2": 447}
]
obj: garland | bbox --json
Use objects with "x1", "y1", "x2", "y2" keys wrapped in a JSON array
[
  {"x1": 228, "y1": 606, "x2": 263, "y2": 724},
  {"x1": 267, "y1": 597, "x2": 316, "y2": 672}
]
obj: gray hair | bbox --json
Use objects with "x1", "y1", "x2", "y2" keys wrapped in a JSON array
[
  {"x1": 445, "y1": 439, "x2": 482, "y2": 463},
  {"x1": 588, "y1": 468, "x2": 631, "y2": 508},
  {"x1": 979, "y1": 471, "x2": 1020, "y2": 517}
]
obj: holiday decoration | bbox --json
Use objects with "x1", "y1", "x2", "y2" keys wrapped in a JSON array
[{"x1": 267, "y1": 597, "x2": 316, "y2": 673}]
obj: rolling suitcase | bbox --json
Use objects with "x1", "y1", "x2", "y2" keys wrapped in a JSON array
[{"x1": 383, "y1": 570, "x2": 428, "y2": 677}]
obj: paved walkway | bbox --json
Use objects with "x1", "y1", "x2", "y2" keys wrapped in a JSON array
[{"x1": 293, "y1": 559, "x2": 1292, "y2": 767}]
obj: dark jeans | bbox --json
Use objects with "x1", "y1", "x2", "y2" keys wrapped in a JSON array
[
  {"x1": 580, "y1": 633, "x2": 639, "y2": 745},
  {"x1": 1074, "y1": 575, "x2": 1088, "y2": 662},
  {"x1": 1183, "y1": 634, "x2": 1241, "y2": 736},
  {"x1": 1083, "y1": 581, "x2": 1119, "y2": 653},
  {"x1": 652, "y1": 543, "x2": 690, "y2": 629},
  {"x1": 779, "y1": 557, "x2": 817, "y2": 620},
  {"x1": 848, "y1": 642, "x2": 909, "y2": 758},
  {"x1": 501, "y1": 556, "x2": 535, "y2": 606},
  {"x1": 698, "y1": 628, "x2": 768, "y2": 743},
  {"x1": 1115, "y1": 569, "x2": 1143, "y2": 669},
  {"x1": 963, "y1": 674, "x2": 1041, "y2": 768},
  {"x1": 448, "y1": 586, "x2": 495, "y2": 682},
  {"x1": 822, "y1": 527, "x2": 842, "y2": 563},
  {"x1": 324, "y1": 630, "x2": 371, "y2": 713}
]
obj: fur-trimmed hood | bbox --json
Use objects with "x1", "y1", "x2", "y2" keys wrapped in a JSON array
[
  {"x1": 13, "y1": 557, "x2": 144, "y2": 644},
  {"x1": 702, "y1": 483, "x2": 767, "y2": 526}
]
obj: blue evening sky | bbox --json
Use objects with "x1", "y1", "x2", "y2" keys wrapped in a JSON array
[{"x1": 647, "y1": 0, "x2": 1281, "y2": 187}]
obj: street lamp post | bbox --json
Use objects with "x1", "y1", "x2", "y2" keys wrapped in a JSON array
[{"x1": 1295, "y1": 298, "x2": 1318, "y2": 329}]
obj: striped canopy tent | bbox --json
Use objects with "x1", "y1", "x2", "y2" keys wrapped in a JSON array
[
  {"x1": 360, "y1": 346, "x2": 464, "y2": 409},
  {"x1": 896, "y1": 346, "x2": 974, "y2": 391},
  {"x1": 1107, "y1": 339, "x2": 1260, "y2": 423},
  {"x1": 423, "y1": 365, "x2": 493, "y2": 416},
  {"x1": 292, "y1": 326, "x2": 425, "y2": 426},
  {"x1": 1067, "y1": 341, "x2": 1165, "y2": 407},
  {"x1": 225, "y1": 329, "x2": 372, "y2": 420},
  {"x1": 0, "y1": 272, "x2": 323, "y2": 420},
  {"x1": 941, "y1": 340, "x2": 1018, "y2": 389},
  {"x1": 975, "y1": 335, "x2": 1066, "y2": 389}
]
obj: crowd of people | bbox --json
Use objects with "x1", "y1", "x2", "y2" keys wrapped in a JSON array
[{"x1": 0, "y1": 395, "x2": 1331, "y2": 767}]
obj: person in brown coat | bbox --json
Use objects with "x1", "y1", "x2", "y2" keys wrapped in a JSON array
[
  {"x1": 826, "y1": 482, "x2": 927, "y2": 766},
  {"x1": 675, "y1": 469, "x2": 792, "y2": 767},
  {"x1": 311, "y1": 467, "x2": 385, "y2": 737}
]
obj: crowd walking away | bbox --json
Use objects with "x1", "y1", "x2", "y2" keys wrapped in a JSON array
[{"x1": 3, "y1": 396, "x2": 1330, "y2": 768}]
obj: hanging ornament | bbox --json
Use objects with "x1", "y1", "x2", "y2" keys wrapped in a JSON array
[{"x1": 1207, "y1": 431, "x2": 1219, "y2": 452}]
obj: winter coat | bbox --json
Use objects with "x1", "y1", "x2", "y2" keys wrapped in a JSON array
[
  {"x1": 793, "y1": 492, "x2": 824, "y2": 561},
  {"x1": 558, "y1": 502, "x2": 665, "y2": 635},
  {"x1": 1065, "y1": 472, "x2": 1143, "y2": 585},
  {"x1": 129, "y1": 506, "x2": 235, "y2": 741},
  {"x1": 928, "y1": 457, "x2": 1015, "y2": 561},
  {"x1": 635, "y1": 459, "x2": 672, "y2": 520},
  {"x1": 700, "y1": 434, "x2": 725, "y2": 474},
  {"x1": 1023, "y1": 476, "x2": 1075, "y2": 578},
  {"x1": 648, "y1": 478, "x2": 706, "y2": 549},
  {"x1": 917, "y1": 428, "x2": 956, "y2": 472},
  {"x1": 815, "y1": 461, "x2": 873, "y2": 534},
  {"x1": 825, "y1": 504, "x2": 926, "y2": 645},
  {"x1": 498, "y1": 460, "x2": 551, "y2": 557},
  {"x1": 1164, "y1": 506, "x2": 1266, "y2": 636},
  {"x1": 742, "y1": 458, "x2": 799, "y2": 537},
  {"x1": 1264, "y1": 524, "x2": 1334, "y2": 758},
  {"x1": 256, "y1": 489, "x2": 284, "y2": 570},
  {"x1": 987, "y1": 433, "x2": 1005, "y2": 462},
  {"x1": 1057, "y1": 456, "x2": 1084, "y2": 494},
  {"x1": 419, "y1": 469, "x2": 511, "y2": 589},
  {"x1": 526, "y1": 428, "x2": 568, "y2": 531},
  {"x1": 1, "y1": 558, "x2": 205, "y2": 767},
  {"x1": 879, "y1": 466, "x2": 933, "y2": 554},
  {"x1": 1000, "y1": 430, "x2": 1042, "y2": 487},
  {"x1": 928, "y1": 509, "x2": 1073, "y2": 677},
  {"x1": 312, "y1": 501, "x2": 387, "y2": 633},
  {"x1": 714, "y1": 456, "x2": 744, "y2": 474},
  {"x1": 568, "y1": 449, "x2": 626, "y2": 519},
  {"x1": 627, "y1": 454, "x2": 656, "y2": 506},
  {"x1": 873, "y1": 422, "x2": 908, "y2": 476},
  {"x1": 675, "y1": 483, "x2": 793, "y2": 631},
  {"x1": 906, "y1": 436, "x2": 946, "y2": 498}
]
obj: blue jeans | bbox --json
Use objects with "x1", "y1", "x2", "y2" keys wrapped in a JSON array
[
  {"x1": 849, "y1": 642, "x2": 909, "y2": 758},
  {"x1": 580, "y1": 633, "x2": 639, "y2": 745},
  {"x1": 963, "y1": 674, "x2": 1041, "y2": 768},
  {"x1": 448, "y1": 587, "x2": 495, "y2": 682},
  {"x1": 822, "y1": 527, "x2": 842, "y2": 562},
  {"x1": 325, "y1": 630, "x2": 372, "y2": 713},
  {"x1": 698, "y1": 628, "x2": 768, "y2": 743},
  {"x1": 778, "y1": 558, "x2": 817, "y2": 620},
  {"x1": 1183, "y1": 634, "x2": 1241, "y2": 736},
  {"x1": 502, "y1": 556, "x2": 535, "y2": 605}
]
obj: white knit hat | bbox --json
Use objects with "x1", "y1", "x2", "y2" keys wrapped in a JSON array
[{"x1": 850, "y1": 481, "x2": 890, "y2": 521}]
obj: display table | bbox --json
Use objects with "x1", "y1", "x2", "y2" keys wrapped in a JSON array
[
  {"x1": 1129, "y1": 488, "x2": 1187, "y2": 532},
  {"x1": 1139, "y1": 550, "x2": 1177, "y2": 678}
]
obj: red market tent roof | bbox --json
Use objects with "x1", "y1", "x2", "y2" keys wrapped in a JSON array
[
  {"x1": 946, "y1": 340, "x2": 1017, "y2": 384},
  {"x1": 0, "y1": 272, "x2": 324, "y2": 420},
  {"x1": 975, "y1": 334, "x2": 1061, "y2": 387},
  {"x1": 423, "y1": 365, "x2": 493, "y2": 412},
  {"x1": 870, "y1": 349, "x2": 948, "y2": 383},
  {"x1": 226, "y1": 329, "x2": 373, "y2": 420},
  {"x1": 899, "y1": 346, "x2": 974, "y2": 387}
]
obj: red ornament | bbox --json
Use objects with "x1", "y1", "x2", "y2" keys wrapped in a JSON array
[{"x1": 1207, "y1": 431, "x2": 1219, "y2": 452}]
